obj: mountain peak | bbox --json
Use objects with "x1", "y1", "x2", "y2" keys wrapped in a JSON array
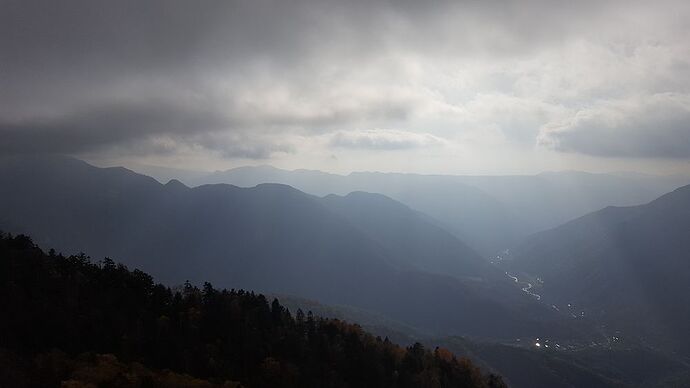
[{"x1": 165, "y1": 179, "x2": 188, "y2": 190}]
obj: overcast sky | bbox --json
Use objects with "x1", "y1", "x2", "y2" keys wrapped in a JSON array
[{"x1": 2, "y1": 0, "x2": 690, "y2": 174}]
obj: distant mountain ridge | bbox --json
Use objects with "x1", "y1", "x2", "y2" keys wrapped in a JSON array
[
  {"x1": 320, "y1": 191, "x2": 487, "y2": 279},
  {"x1": 0, "y1": 155, "x2": 575, "y2": 341},
  {"x1": 183, "y1": 165, "x2": 688, "y2": 256}
]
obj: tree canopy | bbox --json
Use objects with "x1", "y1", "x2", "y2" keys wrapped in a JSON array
[{"x1": 0, "y1": 233, "x2": 505, "y2": 388}]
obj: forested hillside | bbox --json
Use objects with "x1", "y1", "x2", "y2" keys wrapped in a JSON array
[
  {"x1": 0, "y1": 155, "x2": 573, "y2": 341},
  {"x1": 0, "y1": 233, "x2": 505, "y2": 388},
  {"x1": 510, "y1": 184, "x2": 690, "y2": 357}
]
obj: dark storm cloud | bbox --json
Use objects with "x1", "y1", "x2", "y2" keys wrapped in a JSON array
[
  {"x1": 0, "y1": 0, "x2": 601, "y2": 71},
  {"x1": 0, "y1": 100, "x2": 231, "y2": 154},
  {"x1": 1, "y1": 0, "x2": 689, "y2": 162},
  {"x1": 0, "y1": 0, "x2": 429, "y2": 157}
]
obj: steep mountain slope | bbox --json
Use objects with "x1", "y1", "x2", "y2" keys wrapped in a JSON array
[
  {"x1": 440, "y1": 336, "x2": 689, "y2": 388},
  {"x1": 456, "y1": 171, "x2": 688, "y2": 234},
  {"x1": 509, "y1": 184, "x2": 690, "y2": 356},
  {"x1": 188, "y1": 166, "x2": 686, "y2": 256},
  {"x1": 275, "y1": 292, "x2": 690, "y2": 388},
  {"x1": 0, "y1": 233, "x2": 506, "y2": 388},
  {"x1": 320, "y1": 191, "x2": 488, "y2": 279},
  {"x1": 195, "y1": 167, "x2": 524, "y2": 256},
  {"x1": 0, "y1": 155, "x2": 575, "y2": 341}
]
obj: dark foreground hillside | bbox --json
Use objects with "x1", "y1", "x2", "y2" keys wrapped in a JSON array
[{"x1": 0, "y1": 233, "x2": 505, "y2": 388}]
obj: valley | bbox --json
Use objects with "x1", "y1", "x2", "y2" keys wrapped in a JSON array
[
  {"x1": 2, "y1": 155, "x2": 689, "y2": 387},
  {"x1": 4, "y1": 2, "x2": 690, "y2": 386}
]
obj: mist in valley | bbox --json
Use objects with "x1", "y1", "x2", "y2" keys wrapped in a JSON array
[{"x1": 2, "y1": 1, "x2": 690, "y2": 387}]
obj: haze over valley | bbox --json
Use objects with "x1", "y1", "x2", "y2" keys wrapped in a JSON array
[{"x1": 2, "y1": 1, "x2": 690, "y2": 387}]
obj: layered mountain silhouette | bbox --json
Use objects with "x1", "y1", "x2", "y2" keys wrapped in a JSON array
[
  {"x1": 186, "y1": 165, "x2": 686, "y2": 256},
  {"x1": 509, "y1": 184, "x2": 690, "y2": 356},
  {"x1": 193, "y1": 166, "x2": 519, "y2": 256},
  {"x1": 0, "y1": 155, "x2": 577, "y2": 341},
  {"x1": 319, "y1": 191, "x2": 487, "y2": 279}
]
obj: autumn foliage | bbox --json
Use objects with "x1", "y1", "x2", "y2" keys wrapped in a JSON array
[{"x1": 0, "y1": 233, "x2": 506, "y2": 388}]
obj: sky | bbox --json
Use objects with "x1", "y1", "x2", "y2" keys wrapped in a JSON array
[{"x1": 2, "y1": 0, "x2": 690, "y2": 175}]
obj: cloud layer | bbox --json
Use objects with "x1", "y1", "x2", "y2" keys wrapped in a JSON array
[
  {"x1": 2, "y1": 0, "x2": 690, "y2": 172},
  {"x1": 538, "y1": 93, "x2": 690, "y2": 158},
  {"x1": 330, "y1": 129, "x2": 445, "y2": 150}
]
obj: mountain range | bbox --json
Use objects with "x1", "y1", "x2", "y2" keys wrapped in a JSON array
[
  {"x1": 3, "y1": 154, "x2": 690, "y2": 386},
  {"x1": 0, "y1": 155, "x2": 575, "y2": 341},
  {"x1": 176, "y1": 165, "x2": 687, "y2": 256}
]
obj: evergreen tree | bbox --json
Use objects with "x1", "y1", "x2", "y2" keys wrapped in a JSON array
[{"x1": 0, "y1": 233, "x2": 506, "y2": 388}]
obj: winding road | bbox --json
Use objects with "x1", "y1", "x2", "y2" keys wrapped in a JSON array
[{"x1": 505, "y1": 271, "x2": 542, "y2": 301}]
